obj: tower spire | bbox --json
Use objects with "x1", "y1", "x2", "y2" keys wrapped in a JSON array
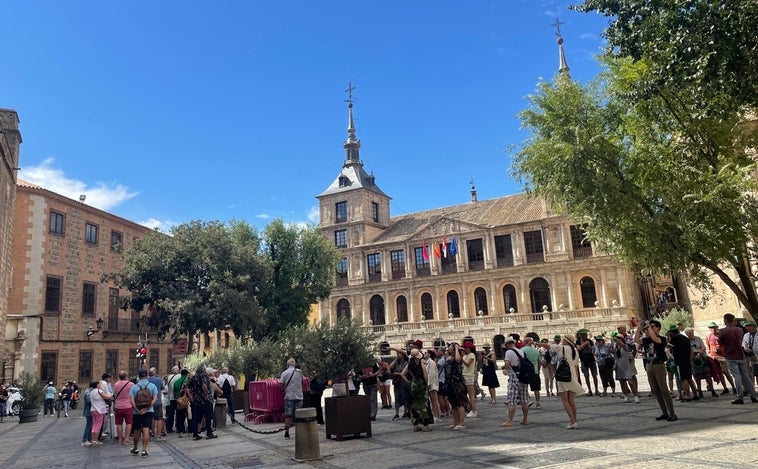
[
  {"x1": 343, "y1": 81, "x2": 361, "y2": 167},
  {"x1": 552, "y1": 7, "x2": 570, "y2": 76}
]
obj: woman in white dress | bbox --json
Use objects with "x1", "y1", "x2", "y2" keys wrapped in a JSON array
[{"x1": 541, "y1": 334, "x2": 583, "y2": 429}]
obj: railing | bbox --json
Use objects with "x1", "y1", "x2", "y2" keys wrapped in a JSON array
[
  {"x1": 368, "y1": 272, "x2": 382, "y2": 283},
  {"x1": 107, "y1": 316, "x2": 139, "y2": 333},
  {"x1": 441, "y1": 263, "x2": 458, "y2": 274},
  {"x1": 572, "y1": 246, "x2": 593, "y2": 258},
  {"x1": 416, "y1": 267, "x2": 430, "y2": 277},
  {"x1": 391, "y1": 270, "x2": 406, "y2": 280},
  {"x1": 363, "y1": 307, "x2": 627, "y2": 332},
  {"x1": 496, "y1": 256, "x2": 514, "y2": 268},
  {"x1": 336, "y1": 276, "x2": 348, "y2": 287},
  {"x1": 468, "y1": 260, "x2": 484, "y2": 271},
  {"x1": 526, "y1": 253, "x2": 544, "y2": 264}
]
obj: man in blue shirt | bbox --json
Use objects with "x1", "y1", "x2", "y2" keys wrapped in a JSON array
[
  {"x1": 129, "y1": 369, "x2": 158, "y2": 457},
  {"x1": 147, "y1": 368, "x2": 165, "y2": 440},
  {"x1": 43, "y1": 382, "x2": 56, "y2": 416}
]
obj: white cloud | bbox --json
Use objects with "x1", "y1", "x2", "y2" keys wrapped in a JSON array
[
  {"x1": 21, "y1": 158, "x2": 137, "y2": 211},
  {"x1": 255, "y1": 213, "x2": 270, "y2": 219},
  {"x1": 306, "y1": 205, "x2": 320, "y2": 224},
  {"x1": 137, "y1": 218, "x2": 177, "y2": 233},
  {"x1": 580, "y1": 32, "x2": 599, "y2": 41}
]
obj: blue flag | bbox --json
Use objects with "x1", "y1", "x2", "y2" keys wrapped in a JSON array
[{"x1": 450, "y1": 237, "x2": 457, "y2": 255}]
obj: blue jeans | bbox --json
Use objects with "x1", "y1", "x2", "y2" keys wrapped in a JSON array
[
  {"x1": 82, "y1": 415, "x2": 93, "y2": 442},
  {"x1": 726, "y1": 359, "x2": 756, "y2": 399}
]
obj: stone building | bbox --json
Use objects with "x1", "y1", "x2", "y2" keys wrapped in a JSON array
[
  {"x1": 6, "y1": 181, "x2": 173, "y2": 385},
  {"x1": 0, "y1": 109, "x2": 22, "y2": 381},
  {"x1": 315, "y1": 97, "x2": 651, "y2": 353}
]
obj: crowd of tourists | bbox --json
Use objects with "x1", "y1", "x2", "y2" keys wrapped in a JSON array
[
  {"x1": 331, "y1": 313, "x2": 758, "y2": 432},
  {"x1": 77, "y1": 364, "x2": 237, "y2": 457}
]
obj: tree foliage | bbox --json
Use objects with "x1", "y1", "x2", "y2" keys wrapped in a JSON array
[
  {"x1": 512, "y1": 2, "x2": 758, "y2": 319},
  {"x1": 107, "y1": 219, "x2": 337, "y2": 345},
  {"x1": 184, "y1": 319, "x2": 377, "y2": 384}
]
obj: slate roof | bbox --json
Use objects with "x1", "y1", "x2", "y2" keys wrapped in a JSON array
[
  {"x1": 318, "y1": 164, "x2": 389, "y2": 198},
  {"x1": 369, "y1": 193, "x2": 549, "y2": 245}
]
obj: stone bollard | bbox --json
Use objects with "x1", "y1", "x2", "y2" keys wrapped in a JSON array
[
  {"x1": 294, "y1": 407, "x2": 321, "y2": 462},
  {"x1": 214, "y1": 398, "x2": 227, "y2": 429}
]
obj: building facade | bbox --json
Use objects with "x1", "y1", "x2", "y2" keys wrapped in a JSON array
[
  {"x1": 316, "y1": 99, "x2": 649, "y2": 352},
  {"x1": 0, "y1": 109, "x2": 21, "y2": 381},
  {"x1": 6, "y1": 181, "x2": 173, "y2": 385}
]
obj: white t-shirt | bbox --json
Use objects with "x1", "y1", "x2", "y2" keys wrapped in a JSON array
[{"x1": 218, "y1": 373, "x2": 236, "y2": 393}]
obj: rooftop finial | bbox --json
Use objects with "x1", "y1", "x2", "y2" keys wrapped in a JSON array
[
  {"x1": 343, "y1": 81, "x2": 361, "y2": 166},
  {"x1": 551, "y1": 4, "x2": 570, "y2": 76},
  {"x1": 470, "y1": 177, "x2": 477, "y2": 203}
]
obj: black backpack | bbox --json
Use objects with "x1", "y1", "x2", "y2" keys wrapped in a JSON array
[
  {"x1": 221, "y1": 378, "x2": 232, "y2": 395},
  {"x1": 514, "y1": 350, "x2": 537, "y2": 385}
]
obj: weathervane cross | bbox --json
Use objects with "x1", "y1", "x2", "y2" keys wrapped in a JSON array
[{"x1": 345, "y1": 82, "x2": 356, "y2": 104}]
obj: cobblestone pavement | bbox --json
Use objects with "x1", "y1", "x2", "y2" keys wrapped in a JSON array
[{"x1": 1, "y1": 363, "x2": 756, "y2": 469}]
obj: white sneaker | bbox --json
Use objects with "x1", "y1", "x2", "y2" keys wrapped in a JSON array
[
  {"x1": 535, "y1": 402, "x2": 541, "y2": 409},
  {"x1": 466, "y1": 411, "x2": 477, "y2": 418},
  {"x1": 622, "y1": 397, "x2": 630, "y2": 403},
  {"x1": 633, "y1": 396, "x2": 640, "y2": 404}
]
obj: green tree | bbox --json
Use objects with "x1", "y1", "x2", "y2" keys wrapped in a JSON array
[
  {"x1": 258, "y1": 220, "x2": 338, "y2": 339},
  {"x1": 107, "y1": 219, "x2": 337, "y2": 347},
  {"x1": 106, "y1": 220, "x2": 270, "y2": 351},
  {"x1": 512, "y1": 2, "x2": 758, "y2": 320}
]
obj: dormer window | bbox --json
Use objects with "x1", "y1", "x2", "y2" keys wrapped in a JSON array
[{"x1": 339, "y1": 176, "x2": 350, "y2": 187}]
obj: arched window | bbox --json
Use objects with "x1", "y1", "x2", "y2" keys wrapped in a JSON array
[
  {"x1": 474, "y1": 287, "x2": 488, "y2": 315},
  {"x1": 421, "y1": 293, "x2": 433, "y2": 320},
  {"x1": 396, "y1": 296, "x2": 408, "y2": 322},
  {"x1": 529, "y1": 277, "x2": 552, "y2": 314},
  {"x1": 503, "y1": 284, "x2": 518, "y2": 313},
  {"x1": 446, "y1": 290, "x2": 460, "y2": 318},
  {"x1": 580, "y1": 276, "x2": 597, "y2": 308},
  {"x1": 336, "y1": 298, "x2": 351, "y2": 320},
  {"x1": 369, "y1": 295, "x2": 386, "y2": 325}
]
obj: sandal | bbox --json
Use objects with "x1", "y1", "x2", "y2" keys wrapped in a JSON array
[
  {"x1": 452, "y1": 425, "x2": 466, "y2": 430},
  {"x1": 413, "y1": 426, "x2": 421, "y2": 432},
  {"x1": 499, "y1": 422, "x2": 513, "y2": 427},
  {"x1": 422, "y1": 426, "x2": 432, "y2": 432}
]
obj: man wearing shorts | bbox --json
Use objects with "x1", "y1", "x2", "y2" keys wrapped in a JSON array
[
  {"x1": 499, "y1": 338, "x2": 529, "y2": 427},
  {"x1": 279, "y1": 358, "x2": 303, "y2": 439},
  {"x1": 112, "y1": 371, "x2": 134, "y2": 445},
  {"x1": 148, "y1": 368, "x2": 165, "y2": 440},
  {"x1": 130, "y1": 369, "x2": 158, "y2": 457}
]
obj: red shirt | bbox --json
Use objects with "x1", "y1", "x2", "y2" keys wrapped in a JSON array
[{"x1": 718, "y1": 325, "x2": 745, "y2": 360}]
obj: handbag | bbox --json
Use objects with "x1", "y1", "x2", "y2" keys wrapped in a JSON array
[
  {"x1": 555, "y1": 347, "x2": 573, "y2": 383},
  {"x1": 177, "y1": 394, "x2": 190, "y2": 410}
]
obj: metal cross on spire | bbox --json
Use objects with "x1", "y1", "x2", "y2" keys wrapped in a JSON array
[{"x1": 345, "y1": 81, "x2": 356, "y2": 105}]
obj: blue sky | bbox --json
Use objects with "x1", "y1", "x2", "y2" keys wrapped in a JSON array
[{"x1": 2, "y1": 1, "x2": 608, "y2": 232}]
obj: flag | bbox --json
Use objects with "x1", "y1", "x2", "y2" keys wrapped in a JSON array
[
  {"x1": 450, "y1": 237, "x2": 457, "y2": 255},
  {"x1": 433, "y1": 242, "x2": 441, "y2": 258},
  {"x1": 442, "y1": 238, "x2": 447, "y2": 258},
  {"x1": 422, "y1": 243, "x2": 429, "y2": 261}
]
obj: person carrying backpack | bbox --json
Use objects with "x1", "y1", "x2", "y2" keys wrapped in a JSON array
[
  {"x1": 499, "y1": 337, "x2": 530, "y2": 427},
  {"x1": 538, "y1": 334, "x2": 584, "y2": 429},
  {"x1": 217, "y1": 367, "x2": 237, "y2": 423},
  {"x1": 129, "y1": 369, "x2": 158, "y2": 458}
]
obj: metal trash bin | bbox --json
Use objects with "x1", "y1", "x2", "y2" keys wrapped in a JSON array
[
  {"x1": 214, "y1": 398, "x2": 227, "y2": 429},
  {"x1": 294, "y1": 407, "x2": 321, "y2": 461}
]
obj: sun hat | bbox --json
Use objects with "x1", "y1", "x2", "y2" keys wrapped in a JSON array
[
  {"x1": 503, "y1": 337, "x2": 515, "y2": 346},
  {"x1": 483, "y1": 343, "x2": 492, "y2": 348},
  {"x1": 577, "y1": 328, "x2": 589, "y2": 334},
  {"x1": 744, "y1": 321, "x2": 757, "y2": 327},
  {"x1": 563, "y1": 333, "x2": 576, "y2": 344},
  {"x1": 707, "y1": 321, "x2": 718, "y2": 328},
  {"x1": 553, "y1": 335, "x2": 561, "y2": 341},
  {"x1": 463, "y1": 341, "x2": 474, "y2": 348},
  {"x1": 668, "y1": 324, "x2": 679, "y2": 331},
  {"x1": 412, "y1": 339, "x2": 423, "y2": 349}
]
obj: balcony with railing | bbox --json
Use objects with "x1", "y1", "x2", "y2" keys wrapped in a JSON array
[
  {"x1": 362, "y1": 306, "x2": 629, "y2": 333},
  {"x1": 391, "y1": 269, "x2": 406, "y2": 280},
  {"x1": 496, "y1": 255, "x2": 514, "y2": 268},
  {"x1": 441, "y1": 263, "x2": 458, "y2": 274},
  {"x1": 416, "y1": 267, "x2": 430, "y2": 277},
  {"x1": 468, "y1": 260, "x2": 484, "y2": 271},
  {"x1": 526, "y1": 252, "x2": 544, "y2": 264},
  {"x1": 368, "y1": 272, "x2": 382, "y2": 283},
  {"x1": 336, "y1": 275, "x2": 348, "y2": 287},
  {"x1": 572, "y1": 246, "x2": 593, "y2": 259}
]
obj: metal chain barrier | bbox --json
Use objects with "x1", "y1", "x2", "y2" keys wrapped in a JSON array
[{"x1": 225, "y1": 404, "x2": 286, "y2": 435}]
